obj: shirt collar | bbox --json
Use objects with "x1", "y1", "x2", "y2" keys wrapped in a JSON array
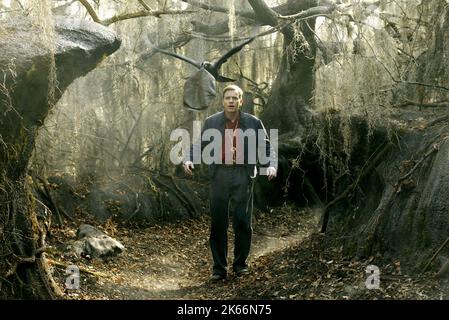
[{"x1": 220, "y1": 110, "x2": 247, "y2": 128}]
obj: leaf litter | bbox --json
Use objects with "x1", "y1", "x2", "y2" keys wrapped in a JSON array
[{"x1": 47, "y1": 205, "x2": 449, "y2": 300}]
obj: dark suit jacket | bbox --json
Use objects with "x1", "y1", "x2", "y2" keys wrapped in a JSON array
[{"x1": 185, "y1": 111, "x2": 277, "y2": 179}]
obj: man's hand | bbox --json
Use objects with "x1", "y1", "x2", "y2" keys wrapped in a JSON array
[
  {"x1": 183, "y1": 161, "x2": 194, "y2": 175},
  {"x1": 267, "y1": 166, "x2": 277, "y2": 181}
]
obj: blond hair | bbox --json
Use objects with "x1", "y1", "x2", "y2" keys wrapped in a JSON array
[{"x1": 222, "y1": 85, "x2": 243, "y2": 99}]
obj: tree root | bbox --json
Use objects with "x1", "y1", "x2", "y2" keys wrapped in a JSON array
[
  {"x1": 419, "y1": 236, "x2": 449, "y2": 277},
  {"x1": 46, "y1": 258, "x2": 109, "y2": 278},
  {"x1": 364, "y1": 138, "x2": 443, "y2": 238},
  {"x1": 320, "y1": 142, "x2": 392, "y2": 233},
  {"x1": 5, "y1": 256, "x2": 36, "y2": 278},
  {"x1": 34, "y1": 176, "x2": 64, "y2": 225}
]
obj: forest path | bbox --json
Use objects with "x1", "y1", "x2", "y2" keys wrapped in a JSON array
[
  {"x1": 50, "y1": 206, "x2": 318, "y2": 299},
  {"x1": 49, "y1": 205, "x2": 448, "y2": 300}
]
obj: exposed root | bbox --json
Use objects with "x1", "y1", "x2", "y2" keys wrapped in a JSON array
[{"x1": 320, "y1": 142, "x2": 392, "y2": 233}]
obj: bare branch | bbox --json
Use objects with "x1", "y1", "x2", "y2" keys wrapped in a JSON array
[
  {"x1": 184, "y1": 0, "x2": 325, "y2": 19},
  {"x1": 135, "y1": 17, "x2": 284, "y2": 67},
  {"x1": 77, "y1": 0, "x2": 195, "y2": 26},
  {"x1": 135, "y1": 0, "x2": 328, "y2": 65},
  {"x1": 137, "y1": 0, "x2": 152, "y2": 12},
  {"x1": 248, "y1": 0, "x2": 279, "y2": 26},
  {"x1": 78, "y1": 0, "x2": 101, "y2": 23},
  {"x1": 248, "y1": 0, "x2": 295, "y2": 39},
  {"x1": 181, "y1": 0, "x2": 256, "y2": 20},
  {"x1": 279, "y1": 4, "x2": 337, "y2": 20},
  {"x1": 102, "y1": 9, "x2": 196, "y2": 26},
  {"x1": 14, "y1": 0, "x2": 24, "y2": 10},
  {"x1": 185, "y1": 0, "x2": 327, "y2": 33},
  {"x1": 186, "y1": 32, "x2": 253, "y2": 43}
]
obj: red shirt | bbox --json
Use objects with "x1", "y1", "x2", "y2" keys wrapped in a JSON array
[{"x1": 222, "y1": 116, "x2": 239, "y2": 164}]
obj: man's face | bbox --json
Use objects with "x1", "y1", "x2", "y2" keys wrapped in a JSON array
[{"x1": 223, "y1": 89, "x2": 242, "y2": 114}]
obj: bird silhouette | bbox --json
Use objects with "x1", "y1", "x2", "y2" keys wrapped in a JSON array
[{"x1": 154, "y1": 37, "x2": 255, "y2": 82}]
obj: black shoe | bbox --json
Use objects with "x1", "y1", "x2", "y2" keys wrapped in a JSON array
[
  {"x1": 235, "y1": 268, "x2": 249, "y2": 276},
  {"x1": 211, "y1": 274, "x2": 226, "y2": 282}
]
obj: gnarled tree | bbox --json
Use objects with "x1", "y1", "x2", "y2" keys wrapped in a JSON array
[
  {"x1": 174, "y1": 0, "x2": 449, "y2": 274},
  {"x1": 0, "y1": 14, "x2": 120, "y2": 299},
  {"x1": 2, "y1": 0, "x2": 449, "y2": 299}
]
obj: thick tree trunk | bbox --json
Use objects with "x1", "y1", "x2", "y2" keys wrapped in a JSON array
[
  {"x1": 260, "y1": 32, "x2": 316, "y2": 136},
  {"x1": 0, "y1": 16, "x2": 120, "y2": 299},
  {"x1": 252, "y1": 0, "x2": 319, "y2": 207},
  {"x1": 0, "y1": 177, "x2": 62, "y2": 299},
  {"x1": 250, "y1": 0, "x2": 318, "y2": 136}
]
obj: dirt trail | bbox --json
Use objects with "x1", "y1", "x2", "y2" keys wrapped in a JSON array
[
  {"x1": 49, "y1": 207, "x2": 317, "y2": 300},
  {"x1": 48, "y1": 205, "x2": 447, "y2": 300}
]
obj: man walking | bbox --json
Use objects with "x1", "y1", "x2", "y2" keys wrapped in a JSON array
[{"x1": 183, "y1": 85, "x2": 277, "y2": 281}]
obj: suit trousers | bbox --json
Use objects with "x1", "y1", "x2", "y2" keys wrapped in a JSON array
[{"x1": 209, "y1": 165, "x2": 253, "y2": 276}]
